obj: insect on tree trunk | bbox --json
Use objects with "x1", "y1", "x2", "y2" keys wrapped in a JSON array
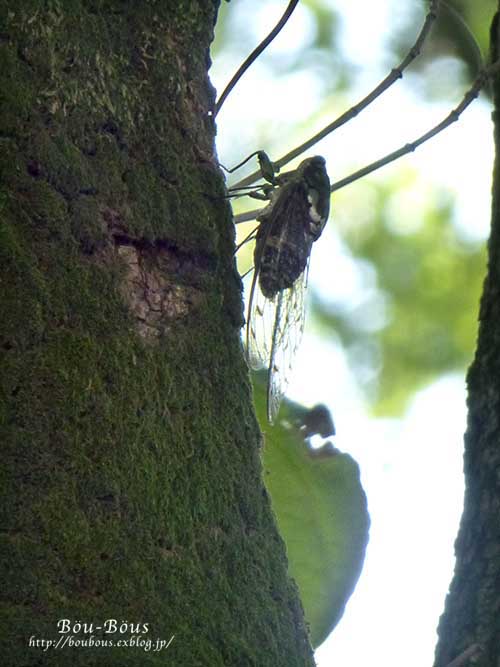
[
  {"x1": 0, "y1": 2, "x2": 315, "y2": 666},
  {"x1": 433, "y1": 8, "x2": 500, "y2": 667}
]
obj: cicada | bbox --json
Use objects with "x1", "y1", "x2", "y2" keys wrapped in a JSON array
[
  {"x1": 219, "y1": 0, "x2": 491, "y2": 424},
  {"x1": 245, "y1": 155, "x2": 331, "y2": 422}
]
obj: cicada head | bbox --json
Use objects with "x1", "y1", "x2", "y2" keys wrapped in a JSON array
[{"x1": 298, "y1": 156, "x2": 331, "y2": 234}]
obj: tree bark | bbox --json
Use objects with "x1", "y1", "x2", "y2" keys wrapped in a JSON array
[
  {"x1": 434, "y1": 6, "x2": 500, "y2": 666},
  {"x1": 0, "y1": 2, "x2": 314, "y2": 665}
]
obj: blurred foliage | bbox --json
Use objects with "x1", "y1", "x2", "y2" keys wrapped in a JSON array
[
  {"x1": 211, "y1": 0, "x2": 493, "y2": 649},
  {"x1": 212, "y1": 0, "x2": 350, "y2": 102},
  {"x1": 439, "y1": 0, "x2": 495, "y2": 63},
  {"x1": 213, "y1": 0, "x2": 496, "y2": 95},
  {"x1": 252, "y1": 374, "x2": 370, "y2": 648},
  {"x1": 212, "y1": 0, "x2": 341, "y2": 64},
  {"x1": 213, "y1": 0, "x2": 493, "y2": 415},
  {"x1": 393, "y1": 0, "x2": 495, "y2": 78},
  {"x1": 312, "y1": 178, "x2": 486, "y2": 414}
]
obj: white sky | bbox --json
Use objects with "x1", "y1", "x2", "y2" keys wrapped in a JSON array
[{"x1": 212, "y1": 1, "x2": 493, "y2": 664}]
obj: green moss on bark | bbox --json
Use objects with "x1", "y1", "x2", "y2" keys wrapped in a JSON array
[{"x1": 0, "y1": 1, "x2": 314, "y2": 665}]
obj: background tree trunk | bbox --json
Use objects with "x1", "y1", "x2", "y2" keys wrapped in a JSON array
[
  {"x1": 434, "y1": 7, "x2": 500, "y2": 666},
  {"x1": 0, "y1": 2, "x2": 314, "y2": 665}
]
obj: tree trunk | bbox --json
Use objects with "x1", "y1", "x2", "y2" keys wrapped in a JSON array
[
  {"x1": 434, "y1": 7, "x2": 500, "y2": 666},
  {"x1": 0, "y1": 2, "x2": 314, "y2": 665}
]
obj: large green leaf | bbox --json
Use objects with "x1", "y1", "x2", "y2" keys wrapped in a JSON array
[{"x1": 253, "y1": 376, "x2": 370, "y2": 648}]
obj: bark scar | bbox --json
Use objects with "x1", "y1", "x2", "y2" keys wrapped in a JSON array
[{"x1": 102, "y1": 207, "x2": 213, "y2": 340}]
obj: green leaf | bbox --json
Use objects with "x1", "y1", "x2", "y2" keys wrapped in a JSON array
[{"x1": 253, "y1": 375, "x2": 370, "y2": 647}]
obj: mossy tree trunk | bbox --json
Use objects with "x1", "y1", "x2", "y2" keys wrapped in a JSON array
[
  {"x1": 0, "y1": 2, "x2": 314, "y2": 665},
  {"x1": 434, "y1": 7, "x2": 500, "y2": 667}
]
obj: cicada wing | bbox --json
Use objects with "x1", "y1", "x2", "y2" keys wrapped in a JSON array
[
  {"x1": 245, "y1": 172, "x2": 316, "y2": 421},
  {"x1": 246, "y1": 265, "x2": 278, "y2": 371},
  {"x1": 245, "y1": 206, "x2": 277, "y2": 370},
  {"x1": 265, "y1": 264, "x2": 309, "y2": 422}
]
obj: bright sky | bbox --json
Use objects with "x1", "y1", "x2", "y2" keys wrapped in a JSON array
[{"x1": 211, "y1": 1, "x2": 494, "y2": 665}]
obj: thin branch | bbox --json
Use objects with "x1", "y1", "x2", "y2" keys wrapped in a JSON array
[
  {"x1": 234, "y1": 225, "x2": 259, "y2": 252},
  {"x1": 214, "y1": 0, "x2": 299, "y2": 118},
  {"x1": 329, "y1": 65, "x2": 491, "y2": 192},
  {"x1": 230, "y1": 0, "x2": 440, "y2": 190},
  {"x1": 220, "y1": 151, "x2": 263, "y2": 174},
  {"x1": 233, "y1": 64, "x2": 495, "y2": 224}
]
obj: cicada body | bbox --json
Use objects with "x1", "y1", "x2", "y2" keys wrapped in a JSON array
[{"x1": 246, "y1": 155, "x2": 331, "y2": 422}]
